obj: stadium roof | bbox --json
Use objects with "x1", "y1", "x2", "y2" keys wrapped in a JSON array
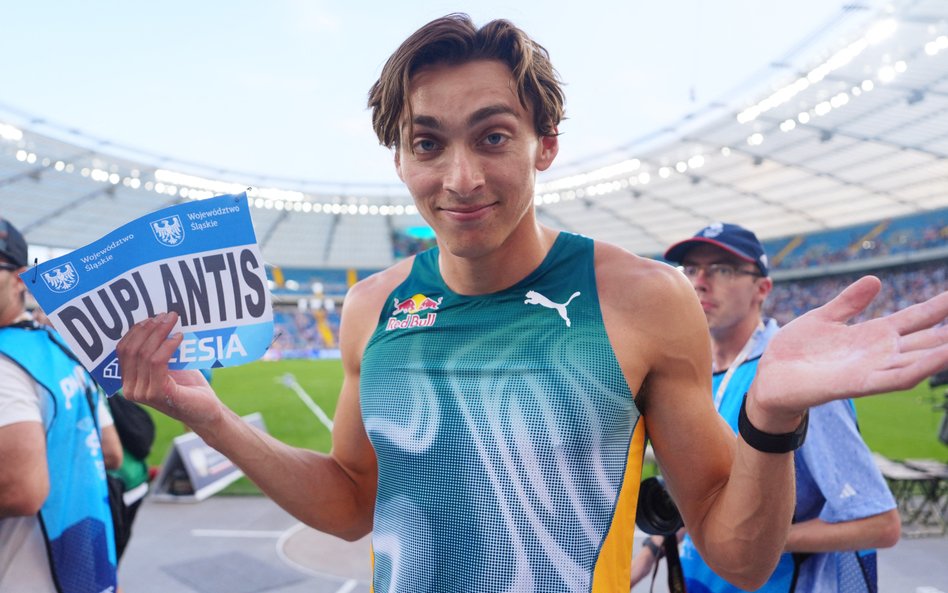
[
  {"x1": 534, "y1": 0, "x2": 948, "y2": 255},
  {"x1": 1, "y1": 0, "x2": 946, "y2": 268}
]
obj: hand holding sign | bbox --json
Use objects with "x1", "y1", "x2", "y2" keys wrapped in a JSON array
[
  {"x1": 116, "y1": 311, "x2": 224, "y2": 429},
  {"x1": 24, "y1": 193, "x2": 273, "y2": 395}
]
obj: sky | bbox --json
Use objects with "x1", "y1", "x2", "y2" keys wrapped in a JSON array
[{"x1": 0, "y1": 1, "x2": 856, "y2": 190}]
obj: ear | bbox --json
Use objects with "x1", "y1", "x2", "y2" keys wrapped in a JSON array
[
  {"x1": 394, "y1": 148, "x2": 404, "y2": 182},
  {"x1": 535, "y1": 131, "x2": 559, "y2": 172},
  {"x1": 757, "y1": 276, "x2": 774, "y2": 305}
]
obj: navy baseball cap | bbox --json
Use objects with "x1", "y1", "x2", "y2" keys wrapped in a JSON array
[
  {"x1": 0, "y1": 218, "x2": 28, "y2": 268},
  {"x1": 664, "y1": 222, "x2": 769, "y2": 277}
]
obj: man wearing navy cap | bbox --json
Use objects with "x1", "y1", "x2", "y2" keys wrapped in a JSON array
[
  {"x1": 632, "y1": 222, "x2": 901, "y2": 593},
  {"x1": 0, "y1": 218, "x2": 122, "y2": 593}
]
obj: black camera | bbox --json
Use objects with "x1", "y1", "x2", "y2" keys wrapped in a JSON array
[{"x1": 636, "y1": 476, "x2": 684, "y2": 536}]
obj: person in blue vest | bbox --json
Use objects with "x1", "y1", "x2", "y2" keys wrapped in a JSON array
[
  {"x1": 632, "y1": 222, "x2": 901, "y2": 592},
  {"x1": 0, "y1": 217, "x2": 122, "y2": 593}
]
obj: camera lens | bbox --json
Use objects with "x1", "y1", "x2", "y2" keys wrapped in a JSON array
[{"x1": 635, "y1": 476, "x2": 684, "y2": 536}]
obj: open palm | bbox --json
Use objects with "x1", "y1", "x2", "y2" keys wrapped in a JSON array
[{"x1": 755, "y1": 276, "x2": 948, "y2": 414}]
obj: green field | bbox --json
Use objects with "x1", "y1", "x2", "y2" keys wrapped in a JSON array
[
  {"x1": 146, "y1": 359, "x2": 344, "y2": 494},
  {"x1": 145, "y1": 359, "x2": 948, "y2": 494}
]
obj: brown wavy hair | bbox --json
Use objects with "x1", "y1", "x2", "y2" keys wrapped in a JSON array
[{"x1": 367, "y1": 13, "x2": 565, "y2": 150}]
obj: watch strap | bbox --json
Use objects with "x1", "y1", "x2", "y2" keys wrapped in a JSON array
[{"x1": 738, "y1": 393, "x2": 808, "y2": 454}]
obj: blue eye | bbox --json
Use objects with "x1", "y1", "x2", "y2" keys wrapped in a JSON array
[
  {"x1": 415, "y1": 139, "x2": 438, "y2": 152},
  {"x1": 484, "y1": 133, "x2": 506, "y2": 145}
]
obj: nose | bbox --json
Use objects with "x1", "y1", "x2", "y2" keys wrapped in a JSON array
[
  {"x1": 688, "y1": 267, "x2": 712, "y2": 292},
  {"x1": 443, "y1": 147, "x2": 484, "y2": 197}
]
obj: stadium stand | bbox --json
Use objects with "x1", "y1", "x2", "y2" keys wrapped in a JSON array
[
  {"x1": 767, "y1": 208, "x2": 948, "y2": 268},
  {"x1": 2, "y1": 0, "x2": 948, "y2": 270},
  {"x1": 1, "y1": 0, "x2": 946, "y2": 367}
]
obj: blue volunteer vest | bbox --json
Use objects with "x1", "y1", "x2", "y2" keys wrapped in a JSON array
[{"x1": 0, "y1": 324, "x2": 117, "y2": 593}]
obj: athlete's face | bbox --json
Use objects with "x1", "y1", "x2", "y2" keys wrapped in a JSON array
[
  {"x1": 394, "y1": 59, "x2": 558, "y2": 260},
  {"x1": 680, "y1": 244, "x2": 771, "y2": 336}
]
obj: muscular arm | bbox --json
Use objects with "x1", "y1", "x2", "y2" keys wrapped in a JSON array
[
  {"x1": 603, "y1": 253, "x2": 945, "y2": 588},
  {"x1": 195, "y1": 379, "x2": 377, "y2": 540},
  {"x1": 200, "y1": 295, "x2": 380, "y2": 539},
  {"x1": 599, "y1": 247, "x2": 794, "y2": 589},
  {"x1": 117, "y1": 265, "x2": 409, "y2": 540},
  {"x1": 0, "y1": 421, "x2": 49, "y2": 517}
]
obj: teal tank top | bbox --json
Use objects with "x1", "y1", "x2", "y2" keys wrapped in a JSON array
[{"x1": 361, "y1": 232, "x2": 643, "y2": 593}]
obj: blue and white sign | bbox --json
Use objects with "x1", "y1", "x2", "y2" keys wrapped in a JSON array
[{"x1": 23, "y1": 193, "x2": 273, "y2": 395}]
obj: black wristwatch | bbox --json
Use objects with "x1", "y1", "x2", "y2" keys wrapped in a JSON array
[{"x1": 738, "y1": 393, "x2": 808, "y2": 454}]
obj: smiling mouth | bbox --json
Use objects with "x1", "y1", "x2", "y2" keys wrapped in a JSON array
[
  {"x1": 442, "y1": 202, "x2": 495, "y2": 212},
  {"x1": 440, "y1": 203, "x2": 497, "y2": 218}
]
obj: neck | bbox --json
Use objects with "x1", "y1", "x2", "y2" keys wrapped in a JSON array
[
  {"x1": 439, "y1": 222, "x2": 558, "y2": 295},
  {"x1": 710, "y1": 314, "x2": 763, "y2": 371}
]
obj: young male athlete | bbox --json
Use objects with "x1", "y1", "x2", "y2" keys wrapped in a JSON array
[
  {"x1": 631, "y1": 223, "x2": 901, "y2": 592},
  {"x1": 116, "y1": 14, "x2": 948, "y2": 593}
]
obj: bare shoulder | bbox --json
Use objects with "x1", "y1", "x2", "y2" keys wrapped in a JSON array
[
  {"x1": 594, "y1": 241, "x2": 700, "y2": 321},
  {"x1": 344, "y1": 257, "x2": 414, "y2": 313},
  {"x1": 339, "y1": 257, "x2": 415, "y2": 365},
  {"x1": 594, "y1": 241, "x2": 709, "y2": 395}
]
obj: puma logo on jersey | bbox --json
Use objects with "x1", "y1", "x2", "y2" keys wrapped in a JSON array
[{"x1": 524, "y1": 290, "x2": 581, "y2": 327}]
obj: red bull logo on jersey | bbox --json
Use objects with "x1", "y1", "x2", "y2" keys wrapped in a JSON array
[{"x1": 386, "y1": 293, "x2": 441, "y2": 331}]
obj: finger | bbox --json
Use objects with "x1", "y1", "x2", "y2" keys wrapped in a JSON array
[
  {"x1": 117, "y1": 316, "x2": 159, "y2": 397},
  {"x1": 886, "y1": 291, "x2": 948, "y2": 335},
  {"x1": 134, "y1": 312, "x2": 180, "y2": 393},
  {"x1": 120, "y1": 315, "x2": 168, "y2": 395},
  {"x1": 119, "y1": 312, "x2": 178, "y2": 397},
  {"x1": 898, "y1": 323, "x2": 948, "y2": 353},
  {"x1": 142, "y1": 331, "x2": 184, "y2": 396},
  {"x1": 810, "y1": 276, "x2": 881, "y2": 324},
  {"x1": 863, "y1": 344, "x2": 948, "y2": 395}
]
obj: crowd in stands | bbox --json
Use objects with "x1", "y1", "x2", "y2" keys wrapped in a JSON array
[
  {"x1": 769, "y1": 210, "x2": 948, "y2": 269},
  {"x1": 883, "y1": 221, "x2": 948, "y2": 256},
  {"x1": 267, "y1": 308, "x2": 341, "y2": 359},
  {"x1": 266, "y1": 211, "x2": 947, "y2": 358},
  {"x1": 767, "y1": 261, "x2": 948, "y2": 326},
  {"x1": 266, "y1": 261, "x2": 946, "y2": 359}
]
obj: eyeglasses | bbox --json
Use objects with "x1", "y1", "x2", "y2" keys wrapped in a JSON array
[
  {"x1": 678, "y1": 263, "x2": 762, "y2": 281},
  {"x1": 0, "y1": 263, "x2": 19, "y2": 272}
]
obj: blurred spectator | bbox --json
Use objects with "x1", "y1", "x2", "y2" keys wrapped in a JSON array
[
  {"x1": 106, "y1": 391, "x2": 156, "y2": 562},
  {"x1": 0, "y1": 218, "x2": 120, "y2": 592}
]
